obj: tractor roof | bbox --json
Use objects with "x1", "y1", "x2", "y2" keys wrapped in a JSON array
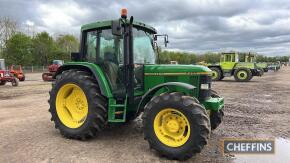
[{"x1": 81, "y1": 19, "x2": 157, "y2": 34}]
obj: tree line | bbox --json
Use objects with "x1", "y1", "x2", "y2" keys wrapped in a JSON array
[
  {"x1": 158, "y1": 51, "x2": 290, "y2": 64},
  {"x1": 0, "y1": 17, "x2": 79, "y2": 66}
]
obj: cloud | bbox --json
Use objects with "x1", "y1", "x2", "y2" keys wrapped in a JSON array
[
  {"x1": 36, "y1": 1, "x2": 91, "y2": 34},
  {"x1": 0, "y1": 0, "x2": 289, "y2": 56}
]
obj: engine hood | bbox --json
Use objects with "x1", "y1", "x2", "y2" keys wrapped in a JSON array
[{"x1": 144, "y1": 64, "x2": 211, "y2": 75}]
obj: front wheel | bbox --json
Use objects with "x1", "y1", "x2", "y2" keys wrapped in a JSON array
[
  {"x1": 234, "y1": 68, "x2": 252, "y2": 82},
  {"x1": 209, "y1": 90, "x2": 224, "y2": 130},
  {"x1": 143, "y1": 92, "x2": 210, "y2": 160}
]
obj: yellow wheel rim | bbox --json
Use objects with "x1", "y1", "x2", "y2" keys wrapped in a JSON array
[
  {"x1": 212, "y1": 70, "x2": 218, "y2": 80},
  {"x1": 56, "y1": 83, "x2": 88, "y2": 128},
  {"x1": 237, "y1": 70, "x2": 248, "y2": 80},
  {"x1": 154, "y1": 108, "x2": 191, "y2": 147}
]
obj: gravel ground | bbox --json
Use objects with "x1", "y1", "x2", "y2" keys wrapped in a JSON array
[{"x1": 0, "y1": 67, "x2": 289, "y2": 163}]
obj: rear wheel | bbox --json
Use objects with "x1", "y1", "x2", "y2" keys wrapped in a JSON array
[
  {"x1": 49, "y1": 70, "x2": 107, "y2": 140},
  {"x1": 143, "y1": 92, "x2": 210, "y2": 160},
  {"x1": 234, "y1": 68, "x2": 252, "y2": 82},
  {"x1": 210, "y1": 67, "x2": 222, "y2": 81}
]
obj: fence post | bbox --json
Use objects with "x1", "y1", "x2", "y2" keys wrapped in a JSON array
[{"x1": 32, "y1": 66, "x2": 33, "y2": 73}]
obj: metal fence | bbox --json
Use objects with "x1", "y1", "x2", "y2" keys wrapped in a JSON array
[
  {"x1": 22, "y1": 66, "x2": 47, "y2": 73},
  {"x1": 5, "y1": 66, "x2": 47, "y2": 73}
]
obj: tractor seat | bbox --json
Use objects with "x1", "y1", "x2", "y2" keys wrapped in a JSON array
[{"x1": 103, "y1": 52, "x2": 119, "y2": 90}]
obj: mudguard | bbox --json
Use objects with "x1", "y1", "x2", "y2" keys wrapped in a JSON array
[
  {"x1": 54, "y1": 62, "x2": 113, "y2": 98},
  {"x1": 136, "y1": 82, "x2": 196, "y2": 115}
]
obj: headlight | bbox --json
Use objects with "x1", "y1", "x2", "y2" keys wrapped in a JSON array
[{"x1": 201, "y1": 83, "x2": 209, "y2": 90}]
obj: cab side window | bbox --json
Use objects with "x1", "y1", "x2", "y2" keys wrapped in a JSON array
[{"x1": 86, "y1": 31, "x2": 98, "y2": 63}]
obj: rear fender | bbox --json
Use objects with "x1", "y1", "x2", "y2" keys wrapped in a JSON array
[{"x1": 54, "y1": 62, "x2": 113, "y2": 98}]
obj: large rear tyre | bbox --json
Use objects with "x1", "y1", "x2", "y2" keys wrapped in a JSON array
[
  {"x1": 49, "y1": 70, "x2": 107, "y2": 140},
  {"x1": 143, "y1": 92, "x2": 210, "y2": 160},
  {"x1": 210, "y1": 67, "x2": 222, "y2": 81},
  {"x1": 234, "y1": 68, "x2": 252, "y2": 82}
]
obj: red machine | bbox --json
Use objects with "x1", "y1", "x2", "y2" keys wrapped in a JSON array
[
  {"x1": 42, "y1": 60, "x2": 64, "y2": 81},
  {"x1": 10, "y1": 65, "x2": 25, "y2": 81},
  {"x1": 0, "y1": 59, "x2": 19, "y2": 86}
]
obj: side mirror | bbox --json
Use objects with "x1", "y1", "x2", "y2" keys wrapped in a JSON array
[
  {"x1": 164, "y1": 34, "x2": 169, "y2": 47},
  {"x1": 112, "y1": 20, "x2": 122, "y2": 36},
  {"x1": 71, "y1": 52, "x2": 80, "y2": 61},
  {"x1": 154, "y1": 34, "x2": 169, "y2": 47}
]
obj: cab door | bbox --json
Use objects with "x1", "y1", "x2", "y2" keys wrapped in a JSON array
[{"x1": 220, "y1": 54, "x2": 236, "y2": 72}]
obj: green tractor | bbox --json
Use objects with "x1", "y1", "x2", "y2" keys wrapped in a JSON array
[
  {"x1": 268, "y1": 61, "x2": 281, "y2": 71},
  {"x1": 209, "y1": 52, "x2": 262, "y2": 82},
  {"x1": 241, "y1": 52, "x2": 268, "y2": 75},
  {"x1": 48, "y1": 9, "x2": 224, "y2": 160}
]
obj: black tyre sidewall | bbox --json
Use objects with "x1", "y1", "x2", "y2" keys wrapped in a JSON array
[
  {"x1": 210, "y1": 67, "x2": 221, "y2": 81},
  {"x1": 50, "y1": 71, "x2": 106, "y2": 138},
  {"x1": 143, "y1": 94, "x2": 210, "y2": 159},
  {"x1": 234, "y1": 68, "x2": 252, "y2": 82}
]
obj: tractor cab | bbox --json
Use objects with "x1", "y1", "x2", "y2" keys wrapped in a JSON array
[
  {"x1": 240, "y1": 52, "x2": 268, "y2": 74},
  {"x1": 220, "y1": 52, "x2": 239, "y2": 71},
  {"x1": 243, "y1": 53, "x2": 256, "y2": 63},
  {"x1": 79, "y1": 19, "x2": 158, "y2": 95}
]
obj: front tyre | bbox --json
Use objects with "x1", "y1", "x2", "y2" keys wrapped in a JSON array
[
  {"x1": 209, "y1": 90, "x2": 224, "y2": 130},
  {"x1": 234, "y1": 68, "x2": 252, "y2": 82},
  {"x1": 49, "y1": 70, "x2": 107, "y2": 140},
  {"x1": 143, "y1": 92, "x2": 210, "y2": 160}
]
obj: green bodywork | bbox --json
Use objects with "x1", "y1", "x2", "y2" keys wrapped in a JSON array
[
  {"x1": 256, "y1": 62, "x2": 268, "y2": 69},
  {"x1": 243, "y1": 53, "x2": 268, "y2": 71},
  {"x1": 59, "y1": 62, "x2": 224, "y2": 122},
  {"x1": 56, "y1": 19, "x2": 224, "y2": 123},
  {"x1": 220, "y1": 52, "x2": 256, "y2": 70},
  {"x1": 268, "y1": 61, "x2": 281, "y2": 71}
]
